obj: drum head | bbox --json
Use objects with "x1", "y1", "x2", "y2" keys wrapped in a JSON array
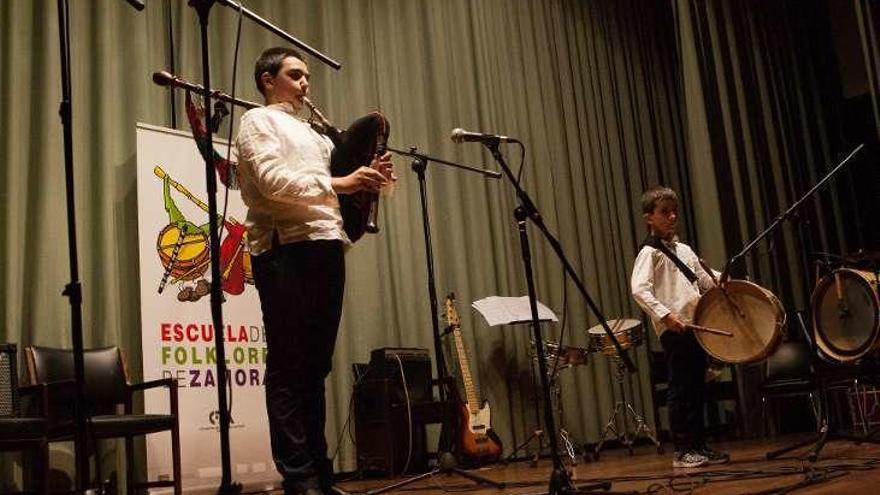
[
  {"x1": 694, "y1": 280, "x2": 784, "y2": 364},
  {"x1": 813, "y1": 269, "x2": 880, "y2": 362}
]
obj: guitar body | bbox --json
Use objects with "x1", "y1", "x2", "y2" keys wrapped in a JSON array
[{"x1": 456, "y1": 400, "x2": 502, "y2": 465}]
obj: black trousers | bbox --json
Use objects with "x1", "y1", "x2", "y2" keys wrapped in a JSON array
[
  {"x1": 660, "y1": 330, "x2": 708, "y2": 452},
  {"x1": 252, "y1": 239, "x2": 345, "y2": 494}
]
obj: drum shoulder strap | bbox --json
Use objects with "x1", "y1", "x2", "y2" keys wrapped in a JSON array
[{"x1": 642, "y1": 235, "x2": 698, "y2": 283}]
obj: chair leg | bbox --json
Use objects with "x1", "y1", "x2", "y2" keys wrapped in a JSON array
[
  {"x1": 761, "y1": 396, "x2": 767, "y2": 437},
  {"x1": 23, "y1": 441, "x2": 49, "y2": 495},
  {"x1": 94, "y1": 438, "x2": 103, "y2": 491},
  {"x1": 809, "y1": 392, "x2": 821, "y2": 432},
  {"x1": 39, "y1": 440, "x2": 49, "y2": 495},
  {"x1": 125, "y1": 436, "x2": 135, "y2": 495},
  {"x1": 172, "y1": 422, "x2": 182, "y2": 495}
]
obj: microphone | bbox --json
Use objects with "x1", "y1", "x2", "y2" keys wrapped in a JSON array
[
  {"x1": 123, "y1": 0, "x2": 145, "y2": 11},
  {"x1": 450, "y1": 128, "x2": 518, "y2": 144}
]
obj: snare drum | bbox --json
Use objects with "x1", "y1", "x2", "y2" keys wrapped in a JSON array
[
  {"x1": 531, "y1": 341, "x2": 589, "y2": 369},
  {"x1": 812, "y1": 268, "x2": 880, "y2": 362},
  {"x1": 586, "y1": 319, "x2": 642, "y2": 356}
]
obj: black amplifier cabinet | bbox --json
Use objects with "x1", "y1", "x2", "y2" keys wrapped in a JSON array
[
  {"x1": 369, "y1": 347, "x2": 433, "y2": 404},
  {"x1": 355, "y1": 347, "x2": 439, "y2": 476}
]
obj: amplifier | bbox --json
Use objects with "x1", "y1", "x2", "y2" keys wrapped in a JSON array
[
  {"x1": 355, "y1": 347, "x2": 436, "y2": 476},
  {"x1": 368, "y1": 347, "x2": 433, "y2": 404}
]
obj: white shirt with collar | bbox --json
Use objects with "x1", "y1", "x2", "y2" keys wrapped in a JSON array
[
  {"x1": 630, "y1": 237, "x2": 716, "y2": 336},
  {"x1": 235, "y1": 102, "x2": 349, "y2": 256}
]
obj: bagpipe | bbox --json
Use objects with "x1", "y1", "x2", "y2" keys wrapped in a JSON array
[
  {"x1": 302, "y1": 97, "x2": 389, "y2": 242},
  {"x1": 153, "y1": 70, "x2": 389, "y2": 243}
]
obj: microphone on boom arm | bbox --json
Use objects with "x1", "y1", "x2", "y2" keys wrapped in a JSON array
[{"x1": 450, "y1": 127, "x2": 519, "y2": 144}]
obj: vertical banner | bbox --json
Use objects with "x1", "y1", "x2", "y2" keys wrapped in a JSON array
[{"x1": 136, "y1": 123, "x2": 278, "y2": 490}]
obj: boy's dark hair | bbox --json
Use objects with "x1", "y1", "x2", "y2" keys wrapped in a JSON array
[
  {"x1": 254, "y1": 47, "x2": 303, "y2": 95},
  {"x1": 641, "y1": 186, "x2": 678, "y2": 214}
]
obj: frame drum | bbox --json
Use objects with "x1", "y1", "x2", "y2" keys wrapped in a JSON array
[
  {"x1": 693, "y1": 280, "x2": 785, "y2": 364},
  {"x1": 812, "y1": 268, "x2": 880, "y2": 362}
]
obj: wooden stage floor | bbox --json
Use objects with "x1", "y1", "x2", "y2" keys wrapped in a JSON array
[{"x1": 333, "y1": 435, "x2": 880, "y2": 495}]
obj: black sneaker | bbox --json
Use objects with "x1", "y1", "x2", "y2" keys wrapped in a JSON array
[{"x1": 698, "y1": 445, "x2": 730, "y2": 465}]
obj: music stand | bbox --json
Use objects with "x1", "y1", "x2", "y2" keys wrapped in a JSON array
[
  {"x1": 472, "y1": 297, "x2": 557, "y2": 466},
  {"x1": 360, "y1": 147, "x2": 505, "y2": 495}
]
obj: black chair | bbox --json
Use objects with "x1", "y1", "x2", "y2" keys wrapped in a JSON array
[
  {"x1": 0, "y1": 344, "x2": 49, "y2": 495},
  {"x1": 759, "y1": 340, "x2": 819, "y2": 436},
  {"x1": 23, "y1": 346, "x2": 181, "y2": 495}
]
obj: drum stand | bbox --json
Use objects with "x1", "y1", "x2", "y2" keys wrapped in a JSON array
[
  {"x1": 593, "y1": 358, "x2": 662, "y2": 460},
  {"x1": 505, "y1": 361, "x2": 582, "y2": 467},
  {"x1": 551, "y1": 373, "x2": 584, "y2": 467}
]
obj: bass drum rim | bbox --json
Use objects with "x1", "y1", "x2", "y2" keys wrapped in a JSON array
[
  {"x1": 693, "y1": 279, "x2": 785, "y2": 364},
  {"x1": 812, "y1": 268, "x2": 880, "y2": 362}
]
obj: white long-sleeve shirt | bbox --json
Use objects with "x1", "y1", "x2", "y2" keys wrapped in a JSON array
[
  {"x1": 630, "y1": 238, "x2": 716, "y2": 336},
  {"x1": 235, "y1": 102, "x2": 349, "y2": 255}
]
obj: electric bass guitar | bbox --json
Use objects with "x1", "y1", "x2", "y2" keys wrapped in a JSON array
[{"x1": 444, "y1": 293, "x2": 503, "y2": 465}]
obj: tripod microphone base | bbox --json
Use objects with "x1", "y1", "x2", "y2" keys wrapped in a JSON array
[
  {"x1": 503, "y1": 429, "x2": 546, "y2": 466},
  {"x1": 528, "y1": 467, "x2": 616, "y2": 495},
  {"x1": 364, "y1": 451, "x2": 504, "y2": 495}
]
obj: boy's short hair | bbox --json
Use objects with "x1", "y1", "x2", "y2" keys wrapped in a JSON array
[
  {"x1": 254, "y1": 47, "x2": 304, "y2": 95},
  {"x1": 641, "y1": 186, "x2": 678, "y2": 214}
]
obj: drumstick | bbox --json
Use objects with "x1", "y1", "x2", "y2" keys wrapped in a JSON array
[{"x1": 687, "y1": 324, "x2": 733, "y2": 337}]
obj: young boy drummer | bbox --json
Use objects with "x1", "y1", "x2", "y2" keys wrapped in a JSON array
[{"x1": 630, "y1": 186, "x2": 729, "y2": 468}]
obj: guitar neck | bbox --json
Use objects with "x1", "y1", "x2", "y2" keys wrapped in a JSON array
[{"x1": 451, "y1": 325, "x2": 480, "y2": 412}]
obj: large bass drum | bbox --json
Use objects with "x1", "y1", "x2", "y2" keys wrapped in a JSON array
[
  {"x1": 693, "y1": 279, "x2": 785, "y2": 364},
  {"x1": 812, "y1": 268, "x2": 880, "y2": 362}
]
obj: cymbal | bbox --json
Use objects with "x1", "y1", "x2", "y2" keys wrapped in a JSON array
[{"x1": 587, "y1": 318, "x2": 641, "y2": 334}]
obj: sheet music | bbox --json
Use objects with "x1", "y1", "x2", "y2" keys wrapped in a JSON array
[{"x1": 471, "y1": 296, "x2": 559, "y2": 327}]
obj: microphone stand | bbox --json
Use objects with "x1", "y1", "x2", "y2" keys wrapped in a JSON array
[
  {"x1": 481, "y1": 139, "x2": 634, "y2": 495},
  {"x1": 719, "y1": 144, "x2": 865, "y2": 283},
  {"x1": 700, "y1": 143, "x2": 870, "y2": 462},
  {"x1": 55, "y1": 0, "x2": 90, "y2": 491},
  {"x1": 362, "y1": 146, "x2": 504, "y2": 495},
  {"x1": 184, "y1": 1, "x2": 341, "y2": 493}
]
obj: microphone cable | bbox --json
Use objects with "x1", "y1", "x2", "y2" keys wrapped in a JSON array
[{"x1": 514, "y1": 141, "x2": 527, "y2": 186}]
